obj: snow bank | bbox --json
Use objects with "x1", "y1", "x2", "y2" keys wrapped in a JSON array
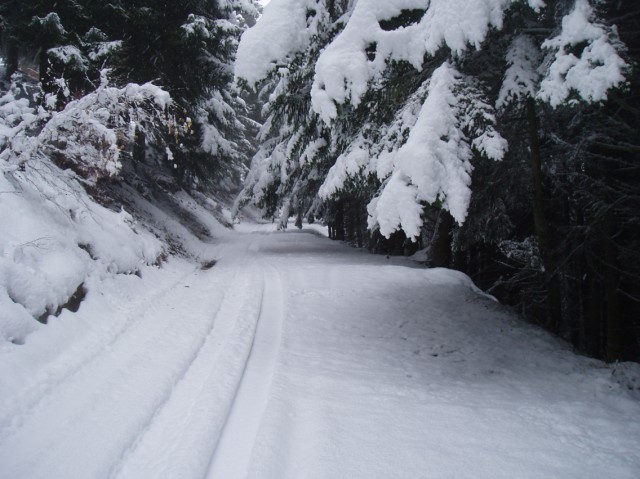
[
  {"x1": 0, "y1": 81, "x2": 169, "y2": 344},
  {"x1": 0, "y1": 164, "x2": 163, "y2": 344}
]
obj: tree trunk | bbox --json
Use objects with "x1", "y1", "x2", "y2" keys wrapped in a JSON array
[
  {"x1": 429, "y1": 209, "x2": 454, "y2": 268},
  {"x1": 526, "y1": 97, "x2": 562, "y2": 332},
  {"x1": 134, "y1": 126, "x2": 146, "y2": 165},
  {"x1": 5, "y1": 39, "x2": 19, "y2": 80},
  {"x1": 328, "y1": 0, "x2": 335, "y2": 19},
  {"x1": 603, "y1": 208, "x2": 623, "y2": 361},
  {"x1": 585, "y1": 262, "x2": 603, "y2": 357},
  {"x1": 295, "y1": 208, "x2": 303, "y2": 229},
  {"x1": 334, "y1": 200, "x2": 345, "y2": 240}
]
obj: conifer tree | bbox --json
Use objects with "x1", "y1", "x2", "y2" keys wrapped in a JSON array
[{"x1": 236, "y1": 0, "x2": 638, "y2": 360}]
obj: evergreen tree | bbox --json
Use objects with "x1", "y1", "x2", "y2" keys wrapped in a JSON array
[
  {"x1": 1, "y1": 0, "x2": 259, "y2": 191},
  {"x1": 236, "y1": 1, "x2": 341, "y2": 226},
  {"x1": 115, "y1": 0, "x2": 258, "y2": 190},
  {"x1": 237, "y1": 0, "x2": 638, "y2": 361}
]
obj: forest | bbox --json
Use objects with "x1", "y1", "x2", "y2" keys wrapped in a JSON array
[{"x1": 1, "y1": 0, "x2": 639, "y2": 363}]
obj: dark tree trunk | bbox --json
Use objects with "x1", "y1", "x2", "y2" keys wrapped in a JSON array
[
  {"x1": 428, "y1": 209, "x2": 454, "y2": 268},
  {"x1": 585, "y1": 267, "x2": 603, "y2": 357},
  {"x1": 5, "y1": 39, "x2": 19, "y2": 80},
  {"x1": 295, "y1": 207, "x2": 303, "y2": 229},
  {"x1": 526, "y1": 97, "x2": 562, "y2": 333},
  {"x1": 334, "y1": 199, "x2": 345, "y2": 240},
  {"x1": 328, "y1": 0, "x2": 335, "y2": 19},
  {"x1": 134, "y1": 126, "x2": 146, "y2": 165},
  {"x1": 603, "y1": 208, "x2": 623, "y2": 361}
]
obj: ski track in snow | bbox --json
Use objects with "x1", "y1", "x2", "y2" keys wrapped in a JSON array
[
  {"x1": 1, "y1": 225, "x2": 639, "y2": 479},
  {"x1": 207, "y1": 259, "x2": 285, "y2": 479}
]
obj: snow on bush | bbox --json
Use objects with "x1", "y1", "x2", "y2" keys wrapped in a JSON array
[
  {"x1": 48, "y1": 46, "x2": 88, "y2": 72},
  {"x1": 38, "y1": 81, "x2": 170, "y2": 182},
  {"x1": 0, "y1": 79, "x2": 167, "y2": 344},
  {"x1": 0, "y1": 82, "x2": 43, "y2": 150}
]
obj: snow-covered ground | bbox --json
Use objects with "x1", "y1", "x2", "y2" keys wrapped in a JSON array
[{"x1": 1, "y1": 219, "x2": 639, "y2": 479}]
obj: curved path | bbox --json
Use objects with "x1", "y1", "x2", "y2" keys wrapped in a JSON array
[{"x1": 0, "y1": 226, "x2": 639, "y2": 479}]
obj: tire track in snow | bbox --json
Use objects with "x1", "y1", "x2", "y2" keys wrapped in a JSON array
[
  {"x1": 0, "y1": 262, "x2": 202, "y2": 440},
  {"x1": 206, "y1": 261, "x2": 285, "y2": 479},
  {"x1": 0, "y1": 261, "x2": 244, "y2": 479},
  {"x1": 109, "y1": 268, "x2": 265, "y2": 479}
]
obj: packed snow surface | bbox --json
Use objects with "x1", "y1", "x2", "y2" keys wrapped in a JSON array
[{"x1": 1, "y1": 222, "x2": 639, "y2": 479}]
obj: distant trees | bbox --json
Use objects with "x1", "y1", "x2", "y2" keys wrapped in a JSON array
[{"x1": 236, "y1": 0, "x2": 639, "y2": 361}]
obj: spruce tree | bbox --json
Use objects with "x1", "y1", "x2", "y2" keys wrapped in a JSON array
[{"x1": 237, "y1": 0, "x2": 638, "y2": 360}]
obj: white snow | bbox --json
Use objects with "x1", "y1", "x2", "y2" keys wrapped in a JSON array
[
  {"x1": 0, "y1": 166, "x2": 163, "y2": 344},
  {"x1": 496, "y1": 35, "x2": 541, "y2": 110},
  {"x1": 1, "y1": 1, "x2": 638, "y2": 475},
  {"x1": 367, "y1": 63, "x2": 506, "y2": 236},
  {"x1": 0, "y1": 78, "x2": 179, "y2": 343},
  {"x1": 538, "y1": 0, "x2": 627, "y2": 107},
  {"x1": 311, "y1": 0, "x2": 515, "y2": 123},
  {"x1": 235, "y1": 0, "x2": 328, "y2": 87},
  {"x1": 0, "y1": 216, "x2": 639, "y2": 479}
]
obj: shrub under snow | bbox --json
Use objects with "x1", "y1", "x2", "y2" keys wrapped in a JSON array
[{"x1": 0, "y1": 78, "x2": 168, "y2": 344}]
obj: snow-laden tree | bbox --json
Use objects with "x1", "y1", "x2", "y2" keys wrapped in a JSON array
[
  {"x1": 236, "y1": 0, "x2": 637, "y2": 360},
  {"x1": 363, "y1": 63, "x2": 507, "y2": 239},
  {"x1": 113, "y1": 0, "x2": 260, "y2": 190},
  {"x1": 237, "y1": 0, "x2": 628, "y2": 241},
  {"x1": 235, "y1": 1, "x2": 346, "y2": 226},
  {"x1": 1, "y1": 0, "x2": 260, "y2": 191},
  {"x1": 307, "y1": 0, "x2": 627, "y2": 232},
  {"x1": 485, "y1": 0, "x2": 631, "y2": 350}
]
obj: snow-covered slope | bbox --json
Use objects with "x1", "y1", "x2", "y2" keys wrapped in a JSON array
[
  {"x1": 0, "y1": 154, "x2": 164, "y2": 344},
  {"x1": 0, "y1": 72, "x2": 239, "y2": 346}
]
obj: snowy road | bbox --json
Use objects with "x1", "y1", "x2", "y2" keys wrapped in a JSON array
[{"x1": 1, "y1": 226, "x2": 639, "y2": 479}]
